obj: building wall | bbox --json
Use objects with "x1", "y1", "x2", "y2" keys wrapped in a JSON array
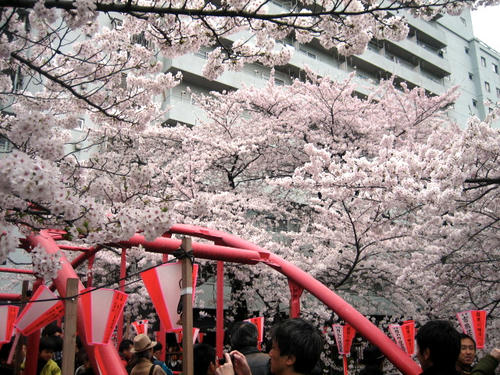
[{"x1": 160, "y1": 8, "x2": 500, "y2": 128}]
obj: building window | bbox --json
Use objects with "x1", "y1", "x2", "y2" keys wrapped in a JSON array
[
  {"x1": 76, "y1": 118, "x2": 85, "y2": 130},
  {"x1": 472, "y1": 99, "x2": 477, "y2": 107},
  {"x1": 493, "y1": 63, "x2": 499, "y2": 74},
  {"x1": 485, "y1": 81, "x2": 490, "y2": 92},
  {"x1": 468, "y1": 72, "x2": 474, "y2": 80},
  {"x1": 464, "y1": 46, "x2": 469, "y2": 54},
  {"x1": 496, "y1": 87, "x2": 500, "y2": 98},
  {"x1": 0, "y1": 136, "x2": 11, "y2": 152},
  {"x1": 481, "y1": 57, "x2": 486, "y2": 67},
  {"x1": 460, "y1": 17, "x2": 466, "y2": 25},
  {"x1": 299, "y1": 46, "x2": 317, "y2": 60}
]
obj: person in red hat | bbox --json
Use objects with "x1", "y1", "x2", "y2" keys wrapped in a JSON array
[{"x1": 130, "y1": 334, "x2": 168, "y2": 375}]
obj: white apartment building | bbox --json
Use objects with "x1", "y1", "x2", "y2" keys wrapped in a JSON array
[{"x1": 157, "y1": 7, "x2": 500, "y2": 128}]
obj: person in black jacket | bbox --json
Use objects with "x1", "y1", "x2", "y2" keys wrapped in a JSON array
[
  {"x1": 416, "y1": 320, "x2": 460, "y2": 375},
  {"x1": 230, "y1": 321, "x2": 270, "y2": 375}
]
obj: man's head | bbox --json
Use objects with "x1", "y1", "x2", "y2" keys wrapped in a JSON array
[
  {"x1": 42, "y1": 322, "x2": 63, "y2": 337},
  {"x1": 131, "y1": 334, "x2": 156, "y2": 359},
  {"x1": 416, "y1": 320, "x2": 460, "y2": 371},
  {"x1": 457, "y1": 334, "x2": 476, "y2": 367},
  {"x1": 153, "y1": 342, "x2": 163, "y2": 359},
  {"x1": 119, "y1": 339, "x2": 134, "y2": 360},
  {"x1": 230, "y1": 321, "x2": 259, "y2": 351},
  {"x1": 269, "y1": 318, "x2": 323, "y2": 375},
  {"x1": 39, "y1": 336, "x2": 57, "y2": 362},
  {"x1": 194, "y1": 343, "x2": 216, "y2": 375}
]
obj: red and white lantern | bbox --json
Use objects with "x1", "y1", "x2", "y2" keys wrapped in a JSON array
[
  {"x1": 14, "y1": 285, "x2": 64, "y2": 336},
  {"x1": 132, "y1": 320, "x2": 149, "y2": 335},
  {"x1": 389, "y1": 320, "x2": 415, "y2": 355},
  {"x1": 0, "y1": 306, "x2": 19, "y2": 344},
  {"x1": 172, "y1": 327, "x2": 200, "y2": 344},
  {"x1": 332, "y1": 324, "x2": 356, "y2": 375},
  {"x1": 81, "y1": 288, "x2": 128, "y2": 345},
  {"x1": 332, "y1": 323, "x2": 356, "y2": 355},
  {"x1": 141, "y1": 262, "x2": 199, "y2": 331},
  {"x1": 456, "y1": 310, "x2": 487, "y2": 349}
]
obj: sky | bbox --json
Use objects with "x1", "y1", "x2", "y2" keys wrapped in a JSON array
[{"x1": 471, "y1": 5, "x2": 500, "y2": 52}]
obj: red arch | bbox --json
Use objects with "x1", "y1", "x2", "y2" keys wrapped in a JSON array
[{"x1": 14, "y1": 225, "x2": 421, "y2": 375}]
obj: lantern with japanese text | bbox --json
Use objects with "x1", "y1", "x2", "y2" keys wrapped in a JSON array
[
  {"x1": 141, "y1": 262, "x2": 199, "y2": 331},
  {"x1": 81, "y1": 288, "x2": 128, "y2": 345}
]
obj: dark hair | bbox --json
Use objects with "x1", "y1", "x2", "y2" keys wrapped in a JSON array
[
  {"x1": 119, "y1": 339, "x2": 134, "y2": 353},
  {"x1": 416, "y1": 320, "x2": 460, "y2": 371},
  {"x1": 459, "y1": 334, "x2": 476, "y2": 350},
  {"x1": 39, "y1": 336, "x2": 57, "y2": 353},
  {"x1": 42, "y1": 322, "x2": 62, "y2": 337},
  {"x1": 361, "y1": 345, "x2": 384, "y2": 366},
  {"x1": 154, "y1": 342, "x2": 163, "y2": 352},
  {"x1": 194, "y1": 343, "x2": 216, "y2": 375},
  {"x1": 230, "y1": 321, "x2": 258, "y2": 350},
  {"x1": 271, "y1": 318, "x2": 323, "y2": 374}
]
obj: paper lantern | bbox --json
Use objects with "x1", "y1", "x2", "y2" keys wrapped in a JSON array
[
  {"x1": 389, "y1": 320, "x2": 415, "y2": 355},
  {"x1": 81, "y1": 288, "x2": 127, "y2": 345},
  {"x1": 332, "y1": 324, "x2": 356, "y2": 355},
  {"x1": 141, "y1": 262, "x2": 199, "y2": 331},
  {"x1": 332, "y1": 324, "x2": 356, "y2": 375},
  {"x1": 0, "y1": 306, "x2": 19, "y2": 344},
  {"x1": 172, "y1": 327, "x2": 200, "y2": 344},
  {"x1": 132, "y1": 320, "x2": 149, "y2": 335},
  {"x1": 14, "y1": 285, "x2": 64, "y2": 336},
  {"x1": 457, "y1": 310, "x2": 487, "y2": 349}
]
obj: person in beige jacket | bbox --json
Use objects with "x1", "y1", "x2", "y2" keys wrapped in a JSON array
[{"x1": 130, "y1": 334, "x2": 167, "y2": 375}]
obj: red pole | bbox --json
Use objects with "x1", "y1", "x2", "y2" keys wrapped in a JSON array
[
  {"x1": 288, "y1": 279, "x2": 303, "y2": 318},
  {"x1": 158, "y1": 252, "x2": 169, "y2": 361},
  {"x1": 24, "y1": 278, "x2": 43, "y2": 375},
  {"x1": 216, "y1": 261, "x2": 224, "y2": 360},
  {"x1": 0, "y1": 293, "x2": 22, "y2": 301},
  {"x1": 117, "y1": 249, "x2": 127, "y2": 345},
  {"x1": 87, "y1": 253, "x2": 95, "y2": 288},
  {"x1": 0, "y1": 268, "x2": 34, "y2": 274}
]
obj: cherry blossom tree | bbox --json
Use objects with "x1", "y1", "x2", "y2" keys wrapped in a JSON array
[
  {"x1": 1, "y1": 0, "x2": 498, "y2": 257},
  {"x1": 161, "y1": 72, "x2": 498, "y2": 340},
  {"x1": 0, "y1": 0, "x2": 499, "y2": 349}
]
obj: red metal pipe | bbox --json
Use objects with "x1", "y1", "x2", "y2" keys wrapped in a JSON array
[
  {"x1": 0, "y1": 293, "x2": 21, "y2": 301},
  {"x1": 87, "y1": 253, "x2": 95, "y2": 288},
  {"x1": 71, "y1": 247, "x2": 99, "y2": 270},
  {"x1": 288, "y1": 279, "x2": 303, "y2": 318},
  {"x1": 120, "y1": 234, "x2": 262, "y2": 264},
  {"x1": 57, "y1": 244, "x2": 93, "y2": 251},
  {"x1": 168, "y1": 224, "x2": 271, "y2": 255},
  {"x1": 216, "y1": 261, "x2": 224, "y2": 360},
  {"x1": 24, "y1": 278, "x2": 43, "y2": 375},
  {"x1": 0, "y1": 268, "x2": 34, "y2": 274},
  {"x1": 158, "y1": 248, "x2": 170, "y2": 362},
  {"x1": 27, "y1": 232, "x2": 127, "y2": 375},
  {"x1": 117, "y1": 248, "x2": 127, "y2": 345}
]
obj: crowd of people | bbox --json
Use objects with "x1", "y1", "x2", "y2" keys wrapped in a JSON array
[{"x1": 0, "y1": 318, "x2": 498, "y2": 375}]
